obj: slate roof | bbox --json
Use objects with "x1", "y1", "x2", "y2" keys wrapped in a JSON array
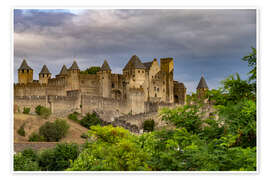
[
  {"x1": 18, "y1": 59, "x2": 33, "y2": 70},
  {"x1": 123, "y1": 55, "x2": 146, "y2": 70},
  {"x1": 39, "y1": 65, "x2": 51, "y2": 74},
  {"x1": 142, "y1": 61, "x2": 153, "y2": 70},
  {"x1": 197, "y1": 76, "x2": 208, "y2": 89},
  {"x1": 69, "y1": 61, "x2": 80, "y2": 70},
  {"x1": 59, "y1": 65, "x2": 68, "y2": 75},
  {"x1": 100, "y1": 60, "x2": 111, "y2": 71}
]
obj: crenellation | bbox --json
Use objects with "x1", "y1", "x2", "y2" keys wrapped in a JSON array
[{"x1": 14, "y1": 55, "x2": 196, "y2": 116}]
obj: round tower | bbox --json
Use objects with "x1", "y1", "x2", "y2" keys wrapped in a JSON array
[
  {"x1": 18, "y1": 59, "x2": 33, "y2": 84},
  {"x1": 67, "y1": 60, "x2": 80, "y2": 90},
  {"x1": 98, "y1": 60, "x2": 112, "y2": 98},
  {"x1": 196, "y1": 76, "x2": 209, "y2": 99},
  {"x1": 39, "y1": 65, "x2": 51, "y2": 84}
]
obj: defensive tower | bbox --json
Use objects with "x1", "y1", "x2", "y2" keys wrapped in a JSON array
[
  {"x1": 39, "y1": 65, "x2": 51, "y2": 84},
  {"x1": 98, "y1": 60, "x2": 112, "y2": 98},
  {"x1": 196, "y1": 76, "x2": 209, "y2": 99},
  {"x1": 18, "y1": 59, "x2": 33, "y2": 84},
  {"x1": 160, "y1": 57, "x2": 174, "y2": 103}
]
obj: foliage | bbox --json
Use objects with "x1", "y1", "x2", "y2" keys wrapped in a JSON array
[
  {"x1": 242, "y1": 47, "x2": 256, "y2": 83},
  {"x1": 217, "y1": 99, "x2": 256, "y2": 147},
  {"x1": 80, "y1": 66, "x2": 100, "y2": 74},
  {"x1": 38, "y1": 143, "x2": 79, "y2": 171},
  {"x1": 68, "y1": 112, "x2": 79, "y2": 122},
  {"x1": 23, "y1": 107, "x2": 30, "y2": 114},
  {"x1": 39, "y1": 119, "x2": 70, "y2": 142},
  {"x1": 143, "y1": 119, "x2": 155, "y2": 132},
  {"x1": 14, "y1": 152, "x2": 40, "y2": 171},
  {"x1": 80, "y1": 133, "x2": 88, "y2": 139},
  {"x1": 28, "y1": 132, "x2": 45, "y2": 142},
  {"x1": 80, "y1": 112, "x2": 102, "y2": 129},
  {"x1": 161, "y1": 104, "x2": 203, "y2": 134},
  {"x1": 17, "y1": 123, "x2": 26, "y2": 137},
  {"x1": 35, "y1": 105, "x2": 51, "y2": 119},
  {"x1": 67, "y1": 125, "x2": 151, "y2": 171}
]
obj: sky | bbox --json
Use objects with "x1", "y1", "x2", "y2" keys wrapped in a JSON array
[{"x1": 13, "y1": 9, "x2": 256, "y2": 93}]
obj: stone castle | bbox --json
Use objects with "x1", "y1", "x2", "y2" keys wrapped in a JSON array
[{"x1": 14, "y1": 55, "x2": 208, "y2": 117}]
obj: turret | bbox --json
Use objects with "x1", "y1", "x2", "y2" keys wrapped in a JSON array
[
  {"x1": 39, "y1": 65, "x2": 51, "y2": 84},
  {"x1": 67, "y1": 60, "x2": 80, "y2": 90},
  {"x1": 98, "y1": 60, "x2": 112, "y2": 98},
  {"x1": 196, "y1": 76, "x2": 209, "y2": 99},
  {"x1": 123, "y1": 55, "x2": 146, "y2": 88},
  {"x1": 18, "y1": 59, "x2": 33, "y2": 84},
  {"x1": 56, "y1": 65, "x2": 68, "y2": 78}
]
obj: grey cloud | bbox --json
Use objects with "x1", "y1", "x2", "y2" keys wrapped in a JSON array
[{"x1": 14, "y1": 9, "x2": 256, "y2": 92}]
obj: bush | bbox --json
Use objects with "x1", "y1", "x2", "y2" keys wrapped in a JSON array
[
  {"x1": 80, "y1": 112, "x2": 102, "y2": 129},
  {"x1": 35, "y1": 105, "x2": 51, "y2": 118},
  {"x1": 80, "y1": 133, "x2": 88, "y2": 139},
  {"x1": 23, "y1": 107, "x2": 30, "y2": 114},
  {"x1": 39, "y1": 119, "x2": 69, "y2": 142},
  {"x1": 68, "y1": 112, "x2": 79, "y2": 122},
  {"x1": 14, "y1": 153, "x2": 40, "y2": 171},
  {"x1": 38, "y1": 143, "x2": 79, "y2": 171},
  {"x1": 143, "y1": 119, "x2": 155, "y2": 132},
  {"x1": 28, "y1": 132, "x2": 45, "y2": 142},
  {"x1": 17, "y1": 124, "x2": 26, "y2": 137},
  {"x1": 21, "y1": 148, "x2": 38, "y2": 162}
]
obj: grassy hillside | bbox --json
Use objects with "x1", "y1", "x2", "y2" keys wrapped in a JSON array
[{"x1": 14, "y1": 113, "x2": 88, "y2": 144}]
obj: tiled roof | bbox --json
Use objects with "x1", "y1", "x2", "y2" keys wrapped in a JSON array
[
  {"x1": 39, "y1": 65, "x2": 51, "y2": 74},
  {"x1": 100, "y1": 60, "x2": 111, "y2": 71},
  {"x1": 69, "y1": 61, "x2": 80, "y2": 70},
  {"x1": 197, "y1": 76, "x2": 208, "y2": 89},
  {"x1": 18, "y1": 59, "x2": 33, "y2": 70},
  {"x1": 123, "y1": 55, "x2": 146, "y2": 70},
  {"x1": 59, "y1": 65, "x2": 68, "y2": 75}
]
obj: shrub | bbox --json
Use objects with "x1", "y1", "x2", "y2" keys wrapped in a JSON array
[
  {"x1": 68, "y1": 112, "x2": 79, "y2": 122},
  {"x1": 80, "y1": 112, "x2": 102, "y2": 129},
  {"x1": 21, "y1": 148, "x2": 38, "y2": 162},
  {"x1": 14, "y1": 153, "x2": 40, "y2": 171},
  {"x1": 17, "y1": 124, "x2": 26, "y2": 137},
  {"x1": 28, "y1": 132, "x2": 45, "y2": 142},
  {"x1": 35, "y1": 105, "x2": 51, "y2": 119},
  {"x1": 143, "y1": 119, "x2": 155, "y2": 132},
  {"x1": 38, "y1": 143, "x2": 79, "y2": 171},
  {"x1": 23, "y1": 107, "x2": 30, "y2": 114},
  {"x1": 80, "y1": 133, "x2": 88, "y2": 139},
  {"x1": 39, "y1": 119, "x2": 69, "y2": 142}
]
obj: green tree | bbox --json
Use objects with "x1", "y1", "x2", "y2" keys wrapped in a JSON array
[
  {"x1": 67, "y1": 125, "x2": 151, "y2": 171},
  {"x1": 80, "y1": 66, "x2": 100, "y2": 74}
]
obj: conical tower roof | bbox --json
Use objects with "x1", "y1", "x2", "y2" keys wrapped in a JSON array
[
  {"x1": 39, "y1": 65, "x2": 51, "y2": 74},
  {"x1": 123, "y1": 55, "x2": 146, "y2": 70},
  {"x1": 18, "y1": 59, "x2": 33, "y2": 70},
  {"x1": 100, "y1": 60, "x2": 111, "y2": 71},
  {"x1": 69, "y1": 60, "x2": 80, "y2": 70},
  {"x1": 197, "y1": 76, "x2": 208, "y2": 89},
  {"x1": 59, "y1": 65, "x2": 68, "y2": 75}
]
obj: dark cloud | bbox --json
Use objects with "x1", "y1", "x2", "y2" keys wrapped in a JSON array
[{"x1": 13, "y1": 9, "x2": 256, "y2": 93}]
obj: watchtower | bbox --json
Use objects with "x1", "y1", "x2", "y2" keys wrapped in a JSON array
[
  {"x1": 98, "y1": 60, "x2": 112, "y2": 98},
  {"x1": 18, "y1": 59, "x2": 33, "y2": 84},
  {"x1": 67, "y1": 60, "x2": 80, "y2": 90},
  {"x1": 196, "y1": 76, "x2": 209, "y2": 99},
  {"x1": 39, "y1": 65, "x2": 51, "y2": 84}
]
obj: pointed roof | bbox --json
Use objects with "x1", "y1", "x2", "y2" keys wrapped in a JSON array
[
  {"x1": 123, "y1": 55, "x2": 146, "y2": 70},
  {"x1": 197, "y1": 76, "x2": 208, "y2": 89},
  {"x1": 39, "y1": 65, "x2": 51, "y2": 74},
  {"x1": 59, "y1": 65, "x2": 68, "y2": 75},
  {"x1": 18, "y1": 59, "x2": 33, "y2": 70},
  {"x1": 143, "y1": 61, "x2": 153, "y2": 70},
  {"x1": 100, "y1": 60, "x2": 111, "y2": 71},
  {"x1": 69, "y1": 60, "x2": 80, "y2": 70}
]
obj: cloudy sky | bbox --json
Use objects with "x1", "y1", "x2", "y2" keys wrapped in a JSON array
[{"x1": 13, "y1": 9, "x2": 256, "y2": 93}]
